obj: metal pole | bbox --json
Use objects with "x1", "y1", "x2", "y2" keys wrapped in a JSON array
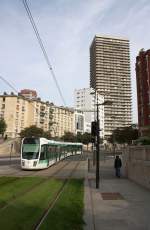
[
  {"x1": 10, "y1": 143, "x2": 13, "y2": 165},
  {"x1": 96, "y1": 94, "x2": 100, "y2": 189},
  {"x1": 113, "y1": 135, "x2": 115, "y2": 157},
  {"x1": 93, "y1": 141, "x2": 96, "y2": 166}
]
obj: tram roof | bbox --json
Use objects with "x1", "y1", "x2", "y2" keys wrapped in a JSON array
[{"x1": 47, "y1": 140, "x2": 82, "y2": 146}]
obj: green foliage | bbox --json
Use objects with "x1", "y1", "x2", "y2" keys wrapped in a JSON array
[
  {"x1": 0, "y1": 119, "x2": 7, "y2": 136},
  {"x1": 42, "y1": 130, "x2": 51, "y2": 139},
  {"x1": 20, "y1": 125, "x2": 44, "y2": 138},
  {"x1": 134, "y1": 136, "x2": 150, "y2": 145},
  {"x1": 62, "y1": 132, "x2": 93, "y2": 147},
  {"x1": 62, "y1": 132, "x2": 92, "y2": 151},
  {"x1": 0, "y1": 178, "x2": 63, "y2": 229},
  {"x1": 140, "y1": 139, "x2": 150, "y2": 145},
  {"x1": 0, "y1": 177, "x2": 43, "y2": 208},
  {"x1": 20, "y1": 125, "x2": 53, "y2": 139},
  {"x1": 0, "y1": 178, "x2": 84, "y2": 230},
  {"x1": 40, "y1": 179, "x2": 84, "y2": 230},
  {"x1": 82, "y1": 132, "x2": 92, "y2": 145},
  {"x1": 61, "y1": 132, "x2": 76, "y2": 142},
  {"x1": 76, "y1": 132, "x2": 83, "y2": 142},
  {"x1": 110, "y1": 125, "x2": 139, "y2": 144}
]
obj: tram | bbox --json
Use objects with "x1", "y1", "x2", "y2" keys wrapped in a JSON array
[{"x1": 21, "y1": 137, "x2": 83, "y2": 170}]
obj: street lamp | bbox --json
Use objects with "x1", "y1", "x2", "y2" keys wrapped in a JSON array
[{"x1": 91, "y1": 89, "x2": 113, "y2": 189}]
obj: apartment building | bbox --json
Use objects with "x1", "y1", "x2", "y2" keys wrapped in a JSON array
[
  {"x1": 0, "y1": 92, "x2": 52, "y2": 138},
  {"x1": 74, "y1": 88, "x2": 104, "y2": 138},
  {"x1": 0, "y1": 89, "x2": 80, "y2": 138},
  {"x1": 19, "y1": 89, "x2": 37, "y2": 99},
  {"x1": 0, "y1": 93, "x2": 29, "y2": 137},
  {"x1": 90, "y1": 35, "x2": 132, "y2": 138},
  {"x1": 136, "y1": 49, "x2": 150, "y2": 136},
  {"x1": 52, "y1": 106, "x2": 75, "y2": 137},
  {"x1": 29, "y1": 99, "x2": 51, "y2": 132}
]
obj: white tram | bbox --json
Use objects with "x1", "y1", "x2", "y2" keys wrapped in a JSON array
[{"x1": 21, "y1": 137, "x2": 83, "y2": 170}]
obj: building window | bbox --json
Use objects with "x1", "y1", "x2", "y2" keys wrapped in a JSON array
[{"x1": 16, "y1": 105, "x2": 19, "y2": 110}]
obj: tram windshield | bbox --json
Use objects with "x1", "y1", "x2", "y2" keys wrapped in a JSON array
[{"x1": 22, "y1": 138, "x2": 40, "y2": 160}]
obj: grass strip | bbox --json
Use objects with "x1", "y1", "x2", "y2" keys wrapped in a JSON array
[
  {"x1": 0, "y1": 177, "x2": 19, "y2": 187},
  {"x1": 0, "y1": 178, "x2": 63, "y2": 229},
  {"x1": 0, "y1": 176, "x2": 43, "y2": 208},
  {"x1": 40, "y1": 179, "x2": 85, "y2": 230}
]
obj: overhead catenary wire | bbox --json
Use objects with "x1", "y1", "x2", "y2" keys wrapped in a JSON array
[
  {"x1": 0, "y1": 75, "x2": 71, "y2": 125},
  {"x1": 0, "y1": 75, "x2": 54, "y2": 120},
  {"x1": 0, "y1": 76, "x2": 18, "y2": 95},
  {"x1": 0, "y1": 75, "x2": 84, "y2": 136},
  {"x1": 22, "y1": 0, "x2": 66, "y2": 106},
  {"x1": 0, "y1": 75, "x2": 96, "y2": 114}
]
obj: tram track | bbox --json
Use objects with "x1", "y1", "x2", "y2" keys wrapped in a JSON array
[
  {"x1": 33, "y1": 160, "x2": 80, "y2": 230},
  {"x1": 0, "y1": 177, "x2": 20, "y2": 187},
  {"x1": 33, "y1": 158, "x2": 71, "y2": 177},
  {"x1": 0, "y1": 158, "x2": 76, "y2": 211}
]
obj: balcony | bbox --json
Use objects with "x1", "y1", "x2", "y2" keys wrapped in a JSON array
[
  {"x1": 40, "y1": 118, "x2": 45, "y2": 124},
  {"x1": 40, "y1": 105, "x2": 45, "y2": 111}
]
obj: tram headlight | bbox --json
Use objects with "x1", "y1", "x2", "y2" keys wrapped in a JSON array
[
  {"x1": 22, "y1": 160, "x2": 25, "y2": 166},
  {"x1": 33, "y1": 161, "x2": 37, "y2": 167}
]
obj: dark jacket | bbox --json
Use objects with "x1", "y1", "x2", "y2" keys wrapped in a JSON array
[{"x1": 114, "y1": 157, "x2": 122, "y2": 168}]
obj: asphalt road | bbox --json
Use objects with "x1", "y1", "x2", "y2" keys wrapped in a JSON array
[
  {"x1": 0, "y1": 157, "x2": 20, "y2": 166},
  {"x1": 0, "y1": 153, "x2": 86, "y2": 166},
  {"x1": 0, "y1": 154, "x2": 87, "y2": 178}
]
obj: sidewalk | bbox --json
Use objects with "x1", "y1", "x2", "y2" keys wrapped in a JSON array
[{"x1": 84, "y1": 158, "x2": 150, "y2": 230}]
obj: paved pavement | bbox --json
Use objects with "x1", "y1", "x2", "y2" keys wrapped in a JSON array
[{"x1": 84, "y1": 158, "x2": 150, "y2": 230}]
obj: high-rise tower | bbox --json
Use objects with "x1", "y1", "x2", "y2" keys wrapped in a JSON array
[
  {"x1": 136, "y1": 49, "x2": 150, "y2": 136},
  {"x1": 90, "y1": 35, "x2": 132, "y2": 138}
]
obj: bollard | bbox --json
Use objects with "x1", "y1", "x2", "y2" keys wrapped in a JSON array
[
  {"x1": 10, "y1": 143, "x2": 13, "y2": 165},
  {"x1": 93, "y1": 149, "x2": 96, "y2": 166},
  {"x1": 88, "y1": 158, "x2": 90, "y2": 172}
]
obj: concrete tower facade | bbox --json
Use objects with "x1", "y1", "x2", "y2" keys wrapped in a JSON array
[
  {"x1": 74, "y1": 88, "x2": 104, "y2": 138},
  {"x1": 90, "y1": 35, "x2": 132, "y2": 138}
]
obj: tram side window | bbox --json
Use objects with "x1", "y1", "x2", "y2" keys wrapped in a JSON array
[
  {"x1": 40, "y1": 145, "x2": 47, "y2": 160},
  {"x1": 47, "y1": 146, "x2": 56, "y2": 159},
  {"x1": 47, "y1": 146, "x2": 52, "y2": 159}
]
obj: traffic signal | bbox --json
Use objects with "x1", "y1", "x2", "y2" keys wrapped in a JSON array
[
  {"x1": 91, "y1": 121, "x2": 97, "y2": 136},
  {"x1": 91, "y1": 136, "x2": 95, "y2": 143}
]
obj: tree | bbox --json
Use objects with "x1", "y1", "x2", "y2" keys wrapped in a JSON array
[
  {"x1": 0, "y1": 119, "x2": 7, "y2": 137},
  {"x1": 43, "y1": 131, "x2": 51, "y2": 139},
  {"x1": 20, "y1": 125, "x2": 44, "y2": 138},
  {"x1": 82, "y1": 132, "x2": 92, "y2": 150},
  {"x1": 61, "y1": 132, "x2": 76, "y2": 142},
  {"x1": 135, "y1": 136, "x2": 150, "y2": 145},
  {"x1": 76, "y1": 132, "x2": 83, "y2": 143},
  {"x1": 111, "y1": 125, "x2": 139, "y2": 144}
]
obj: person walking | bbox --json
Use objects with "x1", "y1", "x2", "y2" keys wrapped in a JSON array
[{"x1": 114, "y1": 155, "x2": 122, "y2": 178}]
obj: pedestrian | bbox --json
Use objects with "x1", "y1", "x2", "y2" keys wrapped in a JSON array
[{"x1": 114, "y1": 155, "x2": 122, "y2": 178}]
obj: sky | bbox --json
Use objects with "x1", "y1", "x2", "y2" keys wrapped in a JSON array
[{"x1": 0, "y1": 0, "x2": 150, "y2": 123}]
